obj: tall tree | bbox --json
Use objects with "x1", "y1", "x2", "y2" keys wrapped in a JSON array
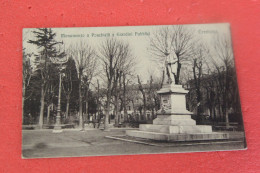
[
  {"x1": 68, "y1": 41, "x2": 97, "y2": 130},
  {"x1": 115, "y1": 69, "x2": 135, "y2": 125},
  {"x1": 95, "y1": 79, "x2": 101, "y2": 122},
  {"x1": 28, "y1": 28, "x2": 65, "y2": 128},
  {"x1": 98, "y1": 38, "x2": 135, "y2": 130},
  {"x1": 112, "y1": 69, "x2": 122, "y2": 126},
  {"x1": 150, "y1": 25, "x2": 194, "y2": 84},
  {"x1": 211, "y1": 34, "x2": 234, "y2": 126},
  {"x1": 22, "y1": 50, "x2": 33, "y2": 124},
  {"x1": 146, "y1": 75, "x2": 161, "y2": 119},
  {"x1": 45, "y1": 83, "x2": 57, "y2": 124},
  {"x1": 202, "y1": 63, "x2": 217, "y2": 124},
  {"x1": 137, "y1": 75, "x2": 147, "y2": 120},
  {"x1": 62, "y1": 57, "x2": 77, "y2": 119},
  {"x1": 191, "y1": 44, "x2": 208, "y2": 123},
  {"x1": 121, "y1": 73, "x2": 130, "y2": 122}
]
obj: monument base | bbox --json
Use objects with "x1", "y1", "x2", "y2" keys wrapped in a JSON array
[
  {"x1": 139, "y1": 124, "x2": 212, "y2": 134},
  {"x1": 126, "y1": 130, "x2": 229, "y2": 142},
  {"x1": 126, "y1": 84, "x2": 229, "y2": 142},
  {"x1": 126, "y1": 115, "x2": 229, "y2": 142}
]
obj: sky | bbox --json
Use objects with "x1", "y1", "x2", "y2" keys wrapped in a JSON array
[{"x1": 23, "y1": 23, "x2": 232, "y2": 85}]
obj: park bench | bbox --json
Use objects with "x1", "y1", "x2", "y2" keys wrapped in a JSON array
[
  {"x1": 214, "y1": 125, "x2": 238, "y2": 131},
  {"x1": 22, "y1": 125, "x2": 37, "y2": 130},
  {"x1": 116, "y1": 123, "x2": 126, "y2": 128},
  {"x1": 213, "y1": 122, "x2": 239, "y2": 131},
  {"x1": 43, "y1": 124, "x2": 75, "y2": 129},
  {"x1": 62, "y1": 124, "x2": 75, "y2": 129},
  {"x1": 217, "y1": 122, "x2": 238, "y2": 126}
]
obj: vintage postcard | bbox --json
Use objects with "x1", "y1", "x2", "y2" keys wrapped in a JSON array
[{"x1": 22, "y1": 23, "x2": 246, "y2": 158}]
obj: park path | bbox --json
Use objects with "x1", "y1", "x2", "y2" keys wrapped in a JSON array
[{"x1": 22, "y1": 129, "x2": 246, "y2": 159}]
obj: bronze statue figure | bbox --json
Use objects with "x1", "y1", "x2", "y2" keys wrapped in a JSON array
[{"x1": 164, "y1": 52, "x2": 178, "y2": 84}]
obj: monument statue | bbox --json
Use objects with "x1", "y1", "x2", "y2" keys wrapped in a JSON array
[{"x1": 164, "y1": 52, "x2": 178, "y2": 85}]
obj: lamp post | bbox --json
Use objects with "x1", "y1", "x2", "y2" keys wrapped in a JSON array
[{"x1": 50, "y1": 56, "x2": 68, "y2": 133}]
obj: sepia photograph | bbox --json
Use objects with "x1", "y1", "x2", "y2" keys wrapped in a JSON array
[{"x1": 22, "y1": 23, "x2": 246, "y2": 158}]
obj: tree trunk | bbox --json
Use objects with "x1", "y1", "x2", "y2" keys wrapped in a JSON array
[
  {"x1": 123, "y1": 105, "x2": 127, "y2": 123},
  {"x1": 192, "y1": 59, "x2": 202, "y2": 123},
  {"x1": 209, "y1": 107, "x2": 213, "y2": 122},
  {"x1": 22, "y1": 84, "x2": 26, "y2": 125},
  {"x1": 85, "y1": 90, "x2": 89, "y2": 124},
  {"x1": 96, "y1": 80, "x2": 100, "y2": 127},
  {"x1": 104, "y1": 83, "x2": 111, "y2": 131},
  {"x1": 218, "y1": 104, "x2": 223, "y2": 122},
  {"x1": 152, "y1": 108, "x2": 155, "y2": 119},
  {"x1": 38, "y1": 84, "x2": 45, "y2": 129},
  {"x1": 143, "y1": 100, "x2": 147, "y2": 120},
  {"x1": 131, "y1": 100, "x2": 136, "y2": 120},
  {"x1": 86, "y1": 101, "x2": 89, "y2": 123},
  {"x1": 123, "y1": 74, "x2": 127, "y2": 123},
  {"x1": 139, "y1": 109, "x2": 142, "y2": 120},
  {"x1": 196, "y1": 88, "x2": 202, "y2": 123},
  {"x1": 224, "y1": 70, "x2": 229, "y2": 127},
  {"x1": 65, "y1": 97, "x2": 70, "y2": 119},
  {"x1": 47, "y1": 104, "x2": 51, "y2": 124},
  {"x1": 225, "y1": 102, "x2": 229, "y2": 127},
  {"x1": 137, "y1": 75, "x2": 147, "y2": 120},
  {"x1": 213, "y1": 107, "x2": 216, "y2": 124},
  {"x1": 104, "y1": 100, "x2": 110, "y2": 130},
  {"x1": 78, "y1": 74, "x2": 83, "y2": 129},
  {"x1": 210, "y1": 99, "x2": 215, "y2": 124},
  {"x1": 114, "y1": 95, "x2": 119, "y2": 126}
]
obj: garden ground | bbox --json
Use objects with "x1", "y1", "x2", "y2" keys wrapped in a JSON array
[{"x1": 22, "y1": 129, "x2": 246, "y2": 159}]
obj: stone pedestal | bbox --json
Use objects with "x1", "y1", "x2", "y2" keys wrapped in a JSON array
[
  {"x1": 126, "y1": 84, "x2": 229, "y2": 142},
  {"x1": 52, "y1": 125, "x2": 63, "y2": 133}
]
